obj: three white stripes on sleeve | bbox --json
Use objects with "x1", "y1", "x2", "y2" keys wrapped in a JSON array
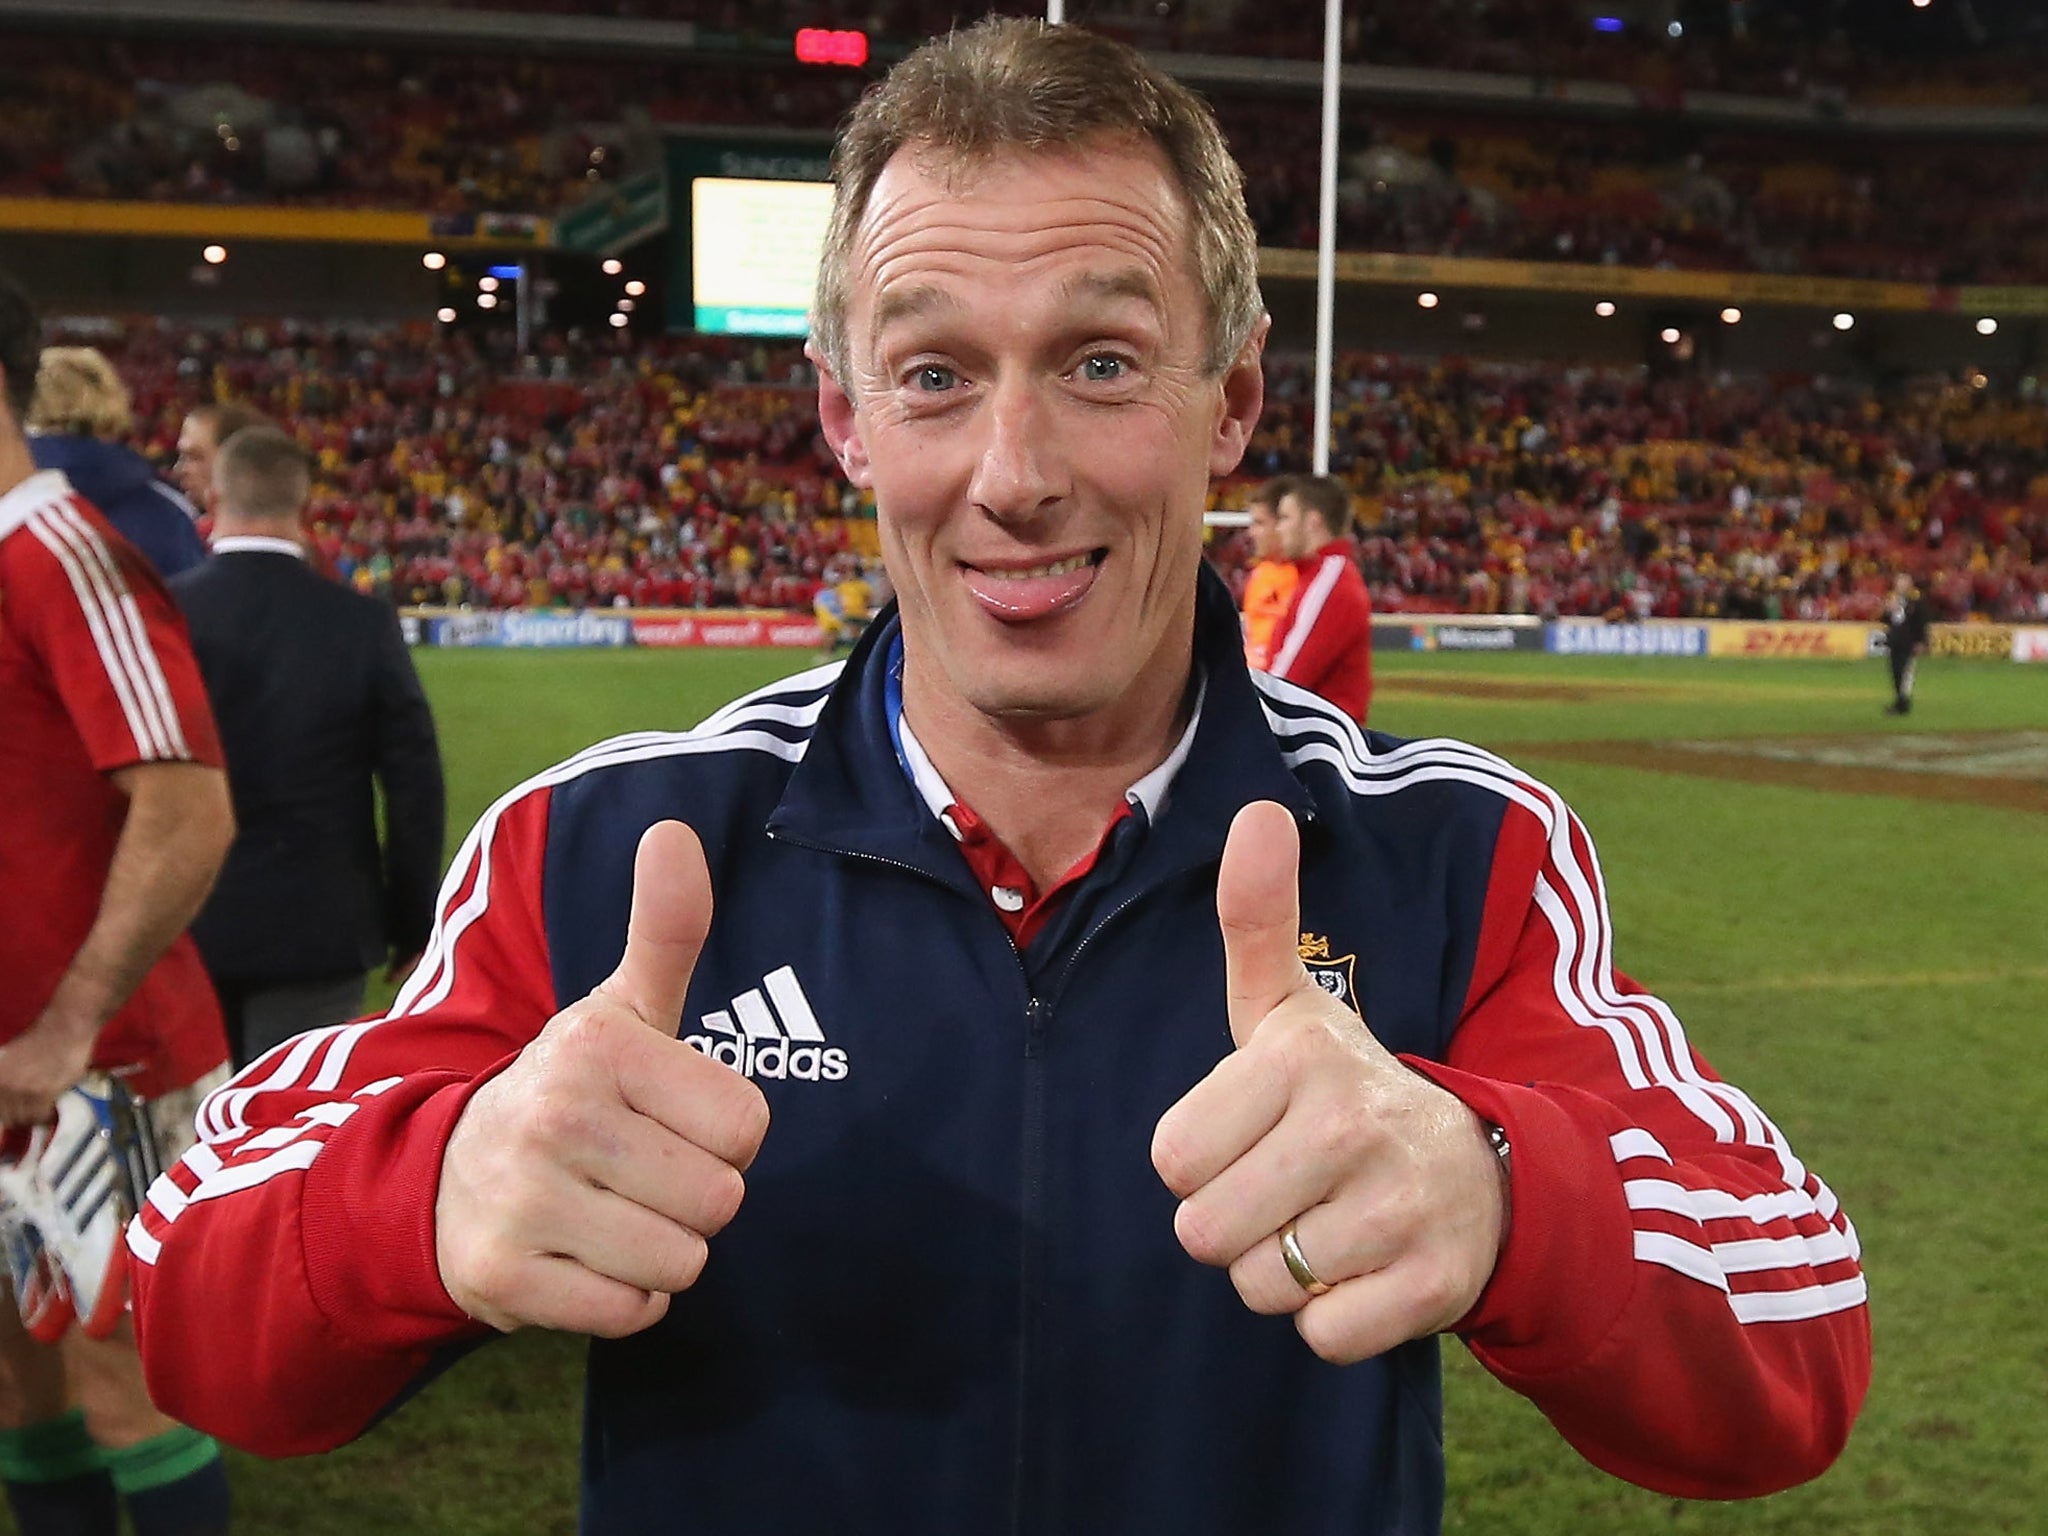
[{"x1": 26, "y1": 501, "x2": 190, "y2": 761}]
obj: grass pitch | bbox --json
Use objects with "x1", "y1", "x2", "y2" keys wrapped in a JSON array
[{"x1": 187, "y1": 647, "x2": 2047, "y2": 1535}]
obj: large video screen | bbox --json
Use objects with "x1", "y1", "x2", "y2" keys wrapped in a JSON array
[{"x1": 690, "y1": 176, "x2": 833, "y2": 336}]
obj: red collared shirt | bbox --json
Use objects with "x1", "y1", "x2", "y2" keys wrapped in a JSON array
[{"x1": 940, "y1": 797, "x2": 1135, "y2": 950}]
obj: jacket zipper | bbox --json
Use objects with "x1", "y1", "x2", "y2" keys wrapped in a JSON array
[
  {"x1": 773, "y1": 811, "x2": 1310, "y2": 1530},
  {"x1": 765, "y1": 827, "x2": 1048, "y2": 1532},
  {"x1": 1048, "y1": 890, "x2": 1150, "y2": 1004},
  {"x1": 1013, "y1": 992, "x2": 1050, "y2": 1536},
  {"x1": 1048, "y1": 804, "x2": 1316, "y2": 1005}
]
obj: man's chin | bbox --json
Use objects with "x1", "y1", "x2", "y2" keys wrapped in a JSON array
[
  {"x1": 945, "y1": 647, "x2": 1121, "y2": 721},
  {"x1": 961, "y1": 682, "x2": 1106, "y2": 724},
  {"x1": 915, "y1": 605, "x2": 1159, "y2": 724}
]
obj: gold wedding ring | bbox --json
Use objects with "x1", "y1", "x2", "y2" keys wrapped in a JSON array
[{"x1": 1278, "y1": 1219, "x2": 1332, "y2": 1297}]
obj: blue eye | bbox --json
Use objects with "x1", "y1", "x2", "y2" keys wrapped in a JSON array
[
  {"x1": 912, "y1": 365, "x2": 957, "y2": 392},
  {"x1": 1080, "y1": 355, "x2": 1127, "y2": 382}
]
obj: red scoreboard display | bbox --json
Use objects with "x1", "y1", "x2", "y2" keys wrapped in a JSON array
[{"x1": 795, "y1": 28, "x2": 869, "y2": 66}]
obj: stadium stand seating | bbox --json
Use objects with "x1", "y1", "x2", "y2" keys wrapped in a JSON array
[
  {"x1": 6, "y1": 36, "x2": 2043, "y2": 284},
  {"x1": 1214, "y1": 105, "x2": 2048, "y2": 285},
  {"x1": 323, "y1": 0, "x2": 2048, "y2": 102},
  {"x1": 11, "y1": 5, "x2": 2039, "y2": 628},
  {"x1": 90, "y1": 320, "x2": 852, "y2": 611},
  {"x1": 57, "y1": 320, "x2": 2047, "y2": 626},
  {"x1": 0, "y1": 38, "x2": 859, "y2": 214},
  {"x1": 1239, "y1": 354, "x2": 2048, "y2": 625}
]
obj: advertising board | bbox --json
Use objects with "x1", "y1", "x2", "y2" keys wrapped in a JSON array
[
  {"x1": 1428, "y1": 625, "x2": 1520, "y2": 652},
  {"x1": 1706, "y1": 622, "x2": 1877, "y2": 660},
  {"x1": 1547, "y1": 620, "x2": 1708, "y2": 657},
  {"x1": 1929, "y1": 624, "x2": 2016, "y2": 661},
  {"x1": 429, "y1": 612, "x2": 632, "y2": 648},
  {"x1": 631, "y1": 616, "x2": 825, "y2": 649}
]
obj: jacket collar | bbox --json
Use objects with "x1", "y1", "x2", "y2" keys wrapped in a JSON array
[
  {"x1": 1300, "y1": 537, "x2": 1353, "y2": 569},
  {"x1": 211, "y1": 536, "x2": 306, "y2": 560},
  {"x1": 892, "y1": 639, "x2": 1203, "y2": 829},
  {"x1": 767, "y1": 564, "x2": 1316, "y2": 889}
]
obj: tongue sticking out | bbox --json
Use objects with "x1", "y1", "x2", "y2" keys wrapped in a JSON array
[{"x1": 962, "y1": 557, "x2": 1100, "y2": 622}]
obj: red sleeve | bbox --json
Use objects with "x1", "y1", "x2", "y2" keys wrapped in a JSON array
[
  {"x1": 14, "y1": 497, "x2": 221, "y2": 770},
  {"x1": 1404, "y1": 793, "x2": 1870, "y2": 1498},
  {"x1": 1270, "y1": 553, "x2": 1370, "y2": 697},
  {"x1": 127, "y1": 785, "x2": 559, "y2": 1456}
]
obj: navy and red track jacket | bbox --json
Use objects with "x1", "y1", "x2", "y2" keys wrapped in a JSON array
[{"x1": 128, "y1": 570, "x2": 1869, "y2": 1534}]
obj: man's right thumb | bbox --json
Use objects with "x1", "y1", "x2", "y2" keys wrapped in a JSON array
[
  {"x1": 1216, "y1": 800, "x2": 1309, "y2": 1050},
  {"x1": 600, "y1": 820, "x2": 713, "y2": 1034}
]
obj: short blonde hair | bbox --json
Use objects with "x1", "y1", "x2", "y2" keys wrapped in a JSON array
[
  {"x1": 29, "y1": 347, "x2": 132, "y2": 438},
  {"x1": 812, "y1": 17, "x2": 1262, "y2": 383}
]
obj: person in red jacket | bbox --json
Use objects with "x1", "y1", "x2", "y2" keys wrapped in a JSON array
[
  {"x1": 0, "y1": 270, "x2": 236, "y2": 1536},
  {"x1": 1269, "y1": 474, "x2": 1374, "y2": 722}
]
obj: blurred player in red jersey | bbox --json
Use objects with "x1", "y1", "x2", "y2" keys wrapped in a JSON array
[
  {"x1": 0, "y1": 272, "x2": 236, "y2": 1536},
  {"x1": 1269, "y1": 474, "x2": 1373, "y2": 723}
]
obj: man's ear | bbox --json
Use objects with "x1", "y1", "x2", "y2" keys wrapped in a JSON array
[
  {"x1": 808, "y1": 340, "x2": 873, "y2": 489},
  {"x1": 1208, "y1": 312, "x2": 1271, "y2": 478}
]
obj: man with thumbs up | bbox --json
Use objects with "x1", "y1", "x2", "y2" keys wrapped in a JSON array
[{"x1": 129, "y1": 20, "x2": 1869, "y2": 1536}]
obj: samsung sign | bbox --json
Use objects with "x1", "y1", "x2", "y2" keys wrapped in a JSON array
[{"x1": 1547, "y1": 621, "x2": 1708, "y2": 657}]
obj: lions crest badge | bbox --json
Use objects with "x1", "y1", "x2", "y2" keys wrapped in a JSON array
[{"x1": 1298, "y1": 932, "x2": 1361, "y2": 1015}]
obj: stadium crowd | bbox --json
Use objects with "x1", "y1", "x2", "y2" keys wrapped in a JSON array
[
  {"x1": 1245, "y1": 354, "x2": 2048, "y2": 625},
  {"x1": 5, "y1": 35, "x2": 2047, "y2": 285},
  {"x1": 0, "y1": 37, "x2": 859, "y2": 217},
  {"x1": 92, "y1": 320, "x2": 857, "y2": 612},
  {"x1": 53, "y1": 319, "x2": 2048, "y2": 627},
  {"x1": 1221, "y1": 107, "x2": 2048, "y2": 286}
]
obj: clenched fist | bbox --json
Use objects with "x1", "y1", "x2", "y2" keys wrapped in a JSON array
[
  {"x1": 1151, "y1": 801, "x2": 1508, "y2": 1364},
  {"x1": 435, "y1": 821, "x2": 769, "y2": 1337}
]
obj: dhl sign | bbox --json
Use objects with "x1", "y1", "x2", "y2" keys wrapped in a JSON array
[{"x1": 1706, "y1": 622, "x2": 1879, "y2": 660}]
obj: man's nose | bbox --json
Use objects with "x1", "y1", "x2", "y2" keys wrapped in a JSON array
[{"x1": 968, "y1": 375, "x2": 1066, "y2": 525}]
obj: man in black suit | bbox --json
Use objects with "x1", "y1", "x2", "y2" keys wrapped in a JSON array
[
  {"x1": 172, "y1": 427, "x2": 445, "y2": 1065},
  {"x1": 1882, "y1": 572, "x2": 1932, "y2": 716}
]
